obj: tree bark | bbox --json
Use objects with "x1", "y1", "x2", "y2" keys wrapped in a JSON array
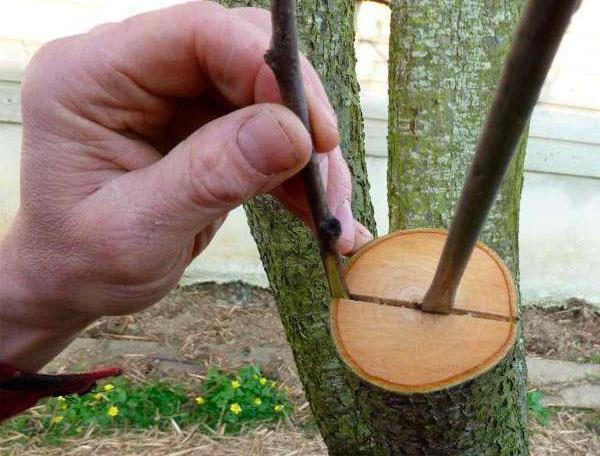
[
  {"x1": 387, "y1": 0, "x2": 529, "y2": 454},
  {"x1": 230, "y1": 0, "x2": 381, "y2": 452},
  {"x1": 220, "y1": 0, "x2": 529, "y2": 454}
]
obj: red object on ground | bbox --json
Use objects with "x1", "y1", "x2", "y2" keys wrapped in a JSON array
[{"x1": 0, "y1": 362, "x2": 121, "y2": 422}]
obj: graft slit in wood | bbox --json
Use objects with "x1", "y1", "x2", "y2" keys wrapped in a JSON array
[{"x1": 348, "y1": 293, "x2": 516, "y2": 323}]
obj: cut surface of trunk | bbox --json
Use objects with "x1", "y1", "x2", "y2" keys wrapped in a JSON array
[{"x1": 332, "y1": 229, "x2": 517, "y2": 393}]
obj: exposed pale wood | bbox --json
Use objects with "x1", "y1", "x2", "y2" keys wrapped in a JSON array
[
  {"x1": 344, "y1": 229, "x2": 516, "y2": 317},
  {"x1": 331, "y1": 229, "x2": 517, "y2": 393}
]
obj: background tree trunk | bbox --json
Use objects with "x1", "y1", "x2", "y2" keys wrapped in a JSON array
[
  {"x1": 222, "y1": 0, "x2": 529, "y2": 454},
  {"x1": 386, "y1": 0, "x2": 529, "y2": 454}
]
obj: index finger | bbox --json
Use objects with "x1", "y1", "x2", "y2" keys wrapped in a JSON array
[{"x1": 82, "y1": 1, "x2": 339, "y2": 152}]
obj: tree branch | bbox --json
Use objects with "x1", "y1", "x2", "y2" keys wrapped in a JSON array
[
  {"x1": 421, "y1": 0, "x2": 581, "y2": 314},
  {"x1": 266, "y1": 0, "x2": 349, "y2": 299}
]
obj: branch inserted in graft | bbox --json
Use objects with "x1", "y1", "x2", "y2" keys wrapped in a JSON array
[
  {"x1": 421, "y1": 0, "x2": 581, "y2": 314},
  {"x1": 266, "y1": 0, "x2": 348, "y2": 299}
]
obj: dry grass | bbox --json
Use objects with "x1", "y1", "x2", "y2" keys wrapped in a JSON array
[
  {"x1": 530, "y1": 410, "x2": 599, "y2": 455},
  {"x1": 0, "y1": 426, "x2": 327, "y2": 456},
  {"x1": 3, "y1": 285, "x2": 597, "y2": 455},
  {"x1": 3, "y1": 411, "x2": 598, "y2": 455}
]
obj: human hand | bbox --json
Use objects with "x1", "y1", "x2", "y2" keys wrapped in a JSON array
[{"x1": 0, "y1": 2, "x2": 371, "y2": 370}]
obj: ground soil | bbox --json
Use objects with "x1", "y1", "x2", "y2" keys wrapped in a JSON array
[
  {"x1": 84, "y1": 283, "x2": 287, "y2": 366},
  {"x1": 4, "y1": 283, "x2": 600, "y2": 455},
  {"x1": 82, "y1": 282, "x2": 600, "y2": 368},
  {"x1": 80, "y1": 283, "x2": 302, "y2": 394},
  {"x1": 523, "y1": 298, "x2": 600, "y2": 363}
]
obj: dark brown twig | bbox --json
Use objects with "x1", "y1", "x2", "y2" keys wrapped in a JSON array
[
  {"x1": 266, "y1": 0, "x2": 348, "y2": 299},
  {"x1": 422, "y1": 0, "x2": 581, "y2": 314}
]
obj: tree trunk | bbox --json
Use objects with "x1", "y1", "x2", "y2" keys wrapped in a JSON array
[
  {"x1": 386, "y1": 0, "x2": 529, "y2": 454},
  {"x1": 221, "y1": 0, "x2": 528, "y2": 454},
  {"x1": 235, "y1": 0, "x2": 381, "y2": 452}
]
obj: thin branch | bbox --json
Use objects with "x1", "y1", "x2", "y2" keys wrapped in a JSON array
[
  {"x1": 266, "y1": 0, "x2": 349, "y2": 299},
  {"x1": 422, "y1": 0, "x2": 581, "y2": 314}
]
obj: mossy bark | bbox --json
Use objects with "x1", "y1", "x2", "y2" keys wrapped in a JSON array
[
  {"x1": 386, "y1": 0, "x2": 529, "y2": 454},
  {"x1": 221, "y1": 0, "x2": 528, "y2": 454},
  {"x1": 232, "y1": 0, "x2": 380, "y2": 452}
]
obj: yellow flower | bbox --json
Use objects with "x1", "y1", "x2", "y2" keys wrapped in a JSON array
[
  {"x1": 93, "y1": 393, "x2": 103, "y2": 401},
  {"x1": 270, "y1": 381, "x2": 277, "y2": 388},
  {"x1": 57, "y1": 396, "x2": 66, "y2": 402},
  {"x1": 231, "y1": 380, "x2": 241, "y2": 390},
  {"x1": 194, "y1": 396, "x2": 205, "y2": 406},
  {"x1": 253, "y1": 398, "x2": 262, "y2": 406},
  {"x1": 258, "y1": 377, "x2": 267, "y2": 386},
  {"x1": 51, "y1": 416, "x2": 63, "y2": 424},
  {"x1": 107, "y1": 406, "x2": 119, "y2": 417},
  {"x1": 274, "y1": 404, "x2": 284, "y2": 413},
  {"x1": 103, "y1": 384, "x2": 115, "y2": 392},
  {"x1": 229, "y1": 403, "x2": 242, "y2": 415}
]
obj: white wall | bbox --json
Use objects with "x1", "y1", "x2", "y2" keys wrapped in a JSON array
[
  {"x1": 1, "y1": 0, "x2": 599, "y2": 304},
  {"x1": 361, "y1": 94, "x2": 600, "y2": 306}
]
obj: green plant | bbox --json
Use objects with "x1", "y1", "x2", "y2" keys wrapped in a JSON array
[
  {"x1": 192, "y1": 365, "x2": 291, "y2": 432},
  {"x1": 588, "y1": 411, "x2": 600, "y2": 434},
  {"x1": 527, "y1": 390, "x2": 552, "y2": 426},
  {"x1": 586, "y1": 352, "x2": 600, "y2": 365},
  {"x1": 2, "y1": 365, "x2": 292, "y2": 444}
]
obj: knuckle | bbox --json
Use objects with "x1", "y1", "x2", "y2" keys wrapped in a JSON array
[
  {"x1": 186, "y1": 140, "x2": 249, "y2": 209},
  {"x1": 24, "y1": 37, "x2": 72, "y2": 85},
  {"x1": 21, "y1": 37, "x2": 80, "y2": 114}
]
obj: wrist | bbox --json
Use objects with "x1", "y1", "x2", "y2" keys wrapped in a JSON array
[{"x1": 0, "y1": 226, "x2": 93, "y2": 371}]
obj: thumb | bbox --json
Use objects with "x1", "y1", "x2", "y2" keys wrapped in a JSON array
[{"x1": 122, "y1": 104, "x2": 312, "y2": 234}]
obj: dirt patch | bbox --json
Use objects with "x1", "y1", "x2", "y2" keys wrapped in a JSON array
[
  {"x1": 9, "y1": 283, "x2": 600, "y2": 455},
  {"x1": 530, "y1": 409, "x2": 599, "y2": 456},
  {"x1": 84, "y1": 283, "x2": 600, "y2": 367},
  {"x1": 523, "y1": 298, "x2": 600, "y2": 363},
  {"x1": 84, "y1": 283, "x2": 286, "y2": 357},
  {"x1": 84, "y1": 282, "x2": 283, "y2": 350},
  {"x1": 81, "y1": 283, "x2": 293, "y2": 379}
]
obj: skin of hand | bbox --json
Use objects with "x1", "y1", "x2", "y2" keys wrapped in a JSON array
[{"x1": 0, "y1": 2, "x2": 372, "y2": 371}]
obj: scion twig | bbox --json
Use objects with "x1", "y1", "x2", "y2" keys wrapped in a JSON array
[
  {"x1": 266, "y1": 0, "x2": 349, "y2": 299},
  {"x1": 422, "y1": 0, "x2": 581, "y2": 314}
]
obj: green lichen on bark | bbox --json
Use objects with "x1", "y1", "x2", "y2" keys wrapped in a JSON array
[
  {"x1": 387, "y1": 0, "x2": 529, "y2": 454},
  {"x1": 387, "y1": 0, "x2": 526, "y2": 272}
]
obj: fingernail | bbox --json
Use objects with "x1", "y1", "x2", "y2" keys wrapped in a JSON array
[
  {"x1": 237, "y1": 110, "x2": 299, "y2": 175},
  {"x1": 312, "y1": 91, "x2": 338, "y2": 135},
  {"x1": 335, "y1": 199, "x2": 354, "y2": 254},
  {"x1": 354, "y1": 222, "x2": 374, "y2": 251},
  {"x1": 317, "y1": 154, "x2": 329, "y2": 191},
  {"x1": 322, "y1": 102, "x2": 339, "y2": 137}
]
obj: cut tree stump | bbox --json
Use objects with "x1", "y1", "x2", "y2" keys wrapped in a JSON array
[{"x1": 331, "y1": 228, "x2": 517, "y2": 393}]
